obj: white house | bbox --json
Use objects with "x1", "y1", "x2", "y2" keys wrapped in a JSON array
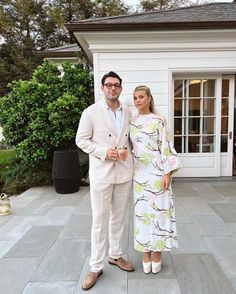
[
  {"x1": 38, "y1": 44, "x2": 81, "y2": 73},
  {"x1": 65, "y1": 2, "x2": 236, "y2": 177}
]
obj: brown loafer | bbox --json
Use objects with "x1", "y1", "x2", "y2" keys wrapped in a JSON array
[
  {"x1": 108, "y1": 257, "x2": 135, "y2": 272},
  {"x1": 82, "y1": 270, "x2": 103, "y2": 290}
]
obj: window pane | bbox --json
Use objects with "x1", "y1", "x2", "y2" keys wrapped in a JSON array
[
  {"x1": 188, "y1": 136, "x2": 200, "y2": 153},
  {"x1": 174, "y1": 99, "x2": 182, "y2": 116},
  {"x1": 189, "y1": 80, "x2": 200, "y2": 97},
  {"x1": 221, "y1": 98, "x2": 228, "y2": 116},
  {"x1": 222, "y1": 79, "x2": 229, "y2": 97},
  {"x1": 189, "y1": 118, "x2": 200, "y2": 134},
  {"x1": 203, "y1": 117, "x2": 215, "y2": 134},
  {"x1": 221, "y1": 117, "x2": 228, "y2": 134},
  {"x1": 174, "y1": 80, "x2": 183, "y2": 98},
  {"x1": 174, "y1": 136, "x2": 182, "y2": 153},
  {"x1": 202, "y1": 136, "x2": 215, "y2": 152},
  {"x1": 203, "y1": 79, "x2": 215, "y2": 97},
  {"x1": 189, "y1": 99, "x2": 200, "y2": 116},
  {"x1": 203, "y1": 98, "x2": 215, "y2": 116},
  {"x1": 174, "y1": 118, "x2": 182, "y2": 135},
  {"x1": 221, "y1": 135, "x2": 228, "y2": 152}
]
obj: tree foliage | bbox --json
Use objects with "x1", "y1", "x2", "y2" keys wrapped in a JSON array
[
  {"x1": 0, "y1": 0, "x2": 130, "y2": 97},
  {"x1": 140, "y1": 0, "x2": 187, "y2": 11},
  {"x1": 0, "y1": 61, "x2": 93, "y2": 166}
]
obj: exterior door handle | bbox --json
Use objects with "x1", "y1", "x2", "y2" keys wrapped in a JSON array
[{"x1": 229, "y1": 131, "x2": 232, "y2": 139}]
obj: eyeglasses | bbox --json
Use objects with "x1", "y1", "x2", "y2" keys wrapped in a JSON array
[{"x1": 104, "y1": 83, "x2": 121, "y2": 89}]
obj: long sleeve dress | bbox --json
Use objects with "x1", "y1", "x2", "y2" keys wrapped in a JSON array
[{"x1": 130, "y1": 113, "x2": 182, "y2": 252}]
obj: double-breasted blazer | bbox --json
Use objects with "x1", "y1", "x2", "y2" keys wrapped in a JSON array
[{"x1": 75, "y1": 99, "x2": 133, "y2": 184}]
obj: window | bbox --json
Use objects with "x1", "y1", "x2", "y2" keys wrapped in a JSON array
[{"x1": 174, "y1": 79, "x2": 216, "y2": 153}]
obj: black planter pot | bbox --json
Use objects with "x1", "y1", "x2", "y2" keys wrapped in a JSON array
[{"x1": 52, "y1": 150, "x2": 81, "y2": 194}]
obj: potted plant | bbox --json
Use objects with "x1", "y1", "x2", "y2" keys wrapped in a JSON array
[{"x1": 0, "y1": 193, "x2": 11, "y2": 216}]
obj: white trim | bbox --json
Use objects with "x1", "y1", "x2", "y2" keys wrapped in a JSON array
[{"x1": 93, "y1": 53, "x2": 100, "y2": 102}]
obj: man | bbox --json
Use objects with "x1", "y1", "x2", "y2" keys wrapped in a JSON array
[{"x1": 76, "y1": 71, "x2": 134, "y2": 290}]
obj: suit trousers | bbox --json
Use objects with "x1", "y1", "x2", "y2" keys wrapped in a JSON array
[{"x1": 89, "y1": 181, "x2": 132, "y2": 272}]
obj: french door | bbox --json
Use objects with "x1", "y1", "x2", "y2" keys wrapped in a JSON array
[{"x1": 173, "y1": 75, "x2": 234, "y2": 177}]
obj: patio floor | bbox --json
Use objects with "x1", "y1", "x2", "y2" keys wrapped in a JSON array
[{"x1": 0, "y1": 179, "x2": 236, "y2": 294}]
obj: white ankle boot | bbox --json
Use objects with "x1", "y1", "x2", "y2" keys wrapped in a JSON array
[
  {"x1": 142, "y1": 261, "x2": 152, "y2": 274},
  {"x1": 152, "y1": 261, "x2": 161, "y2": 273}
]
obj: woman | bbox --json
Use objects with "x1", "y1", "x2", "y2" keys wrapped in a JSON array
[{"x1": 130, "y1": 85, "x2": 182, "y2": 274}]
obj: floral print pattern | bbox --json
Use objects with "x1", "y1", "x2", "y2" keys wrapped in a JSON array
[{"x1": 130, "y1": 113, "x2": 182, "y2": 252}]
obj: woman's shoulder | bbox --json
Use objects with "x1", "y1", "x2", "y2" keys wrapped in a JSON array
[{"x1": 152, "y1": 113, "x2": 167, "y2": 124}]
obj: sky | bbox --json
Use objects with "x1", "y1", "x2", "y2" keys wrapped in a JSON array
[{"x1": 124, "y1": 0, "x2": 233, "y2": 7}]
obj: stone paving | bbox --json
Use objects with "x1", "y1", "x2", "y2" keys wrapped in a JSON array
[{"x1": 0, "y1": 180, "x2": 236, "y2": 294}]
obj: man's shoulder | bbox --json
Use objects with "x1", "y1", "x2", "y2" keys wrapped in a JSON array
[{"x1": 83, "y1": 100, "x2": 103, "y2": 113}]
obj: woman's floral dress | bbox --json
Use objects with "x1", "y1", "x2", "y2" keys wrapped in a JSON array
[{"x1": 130, "y1": 113, "x2": 182, "y2": 252}]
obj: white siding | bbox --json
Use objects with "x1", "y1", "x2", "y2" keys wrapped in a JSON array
[
  {"x1": 86, "y1": 29, "x2": 236, "y2": 177},
  {"x1": 94, "y1": 50, "x2": 236, "y2": 119}
]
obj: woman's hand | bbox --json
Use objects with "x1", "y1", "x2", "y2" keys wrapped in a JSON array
[
  {"x1": 107, "y1": 147, "x2": 118, "y2": 161},
  {"x1": 162, "y1": 172, "x2": 172, "y2": 190}
]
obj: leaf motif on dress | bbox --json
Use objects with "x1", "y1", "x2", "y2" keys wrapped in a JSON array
[
  {"x1": 163, "y1": 147, "x2": 170, "y2": 157},
  {"x1": 134, "y1": 226, "x2": 140, "y2": 236},
  {"x1": 134, "y1": 183, "x2": 143, "y2": 194},
  {"x1": 140, "y1": 153, "x2": 154, "y2": 165},
  {"x1": 153, "y1": 180, "x2": 162, "y2": 191},
  {"x1": 141, "y1": 213, "x2": 155, "y2": 225},
  {"x1": 156, "y1": 240, "x2": 165, "y2": 251},
  {"x1": 136, "y1": 244, "x2": 145, "y2": 251},
  {"x1": 165, "y1": 208, "x2": 173, "y2": 219},
  {"x1": 130, "y1": 126, "x2": 139, "y2": 137},
  {"x1": 148, "y1": 121, "x2": 158, "y2": 132}
]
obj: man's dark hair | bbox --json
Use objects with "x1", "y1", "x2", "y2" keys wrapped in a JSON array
[{"x1": 101, "y1": 71, "x2": 122, "y2": 86}]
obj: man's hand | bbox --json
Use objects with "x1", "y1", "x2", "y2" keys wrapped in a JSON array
[
  {"x1": 162, "y1": 173, "x2": 172, "y2": 190},
  {"x1": 107, "y1": 148, "x2": 118, "y2": 161}
]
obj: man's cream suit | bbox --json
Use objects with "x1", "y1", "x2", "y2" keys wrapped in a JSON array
[{"x1": 76, "y1": 99, "x2": 133, "y2": 272}]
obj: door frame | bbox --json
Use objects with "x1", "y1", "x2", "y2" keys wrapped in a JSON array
[{"x1": 170, "y1": 72, "x2": 228, "y2": 177}]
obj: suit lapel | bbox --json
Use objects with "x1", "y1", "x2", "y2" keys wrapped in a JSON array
[
  {"x1": 98, "y1": 100, "x2": 117, "y2": 137},
  {"x1": 116, "y1": 106, "x2": 128, "y2": 146}
]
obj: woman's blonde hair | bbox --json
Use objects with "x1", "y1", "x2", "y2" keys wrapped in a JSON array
[{"x1": 133, "y1": 85, "x2": 160, "y2": 115}]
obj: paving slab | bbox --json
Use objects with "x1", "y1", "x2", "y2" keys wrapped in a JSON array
[
  {"x1": 21, "y1": 281, "x2": 77, "y2": 294},
  {"x1": 5, "y1": 226, "x2": 63, "y2": 258},
  {"x1": 209, "y1": 203, "x2": 236, "y2": 223},
  {"x1": 0, "y1": 214, "x2": 12, "y2": 227},
  {"x1": 12, "y1": 198, "x2": 58, "y2": 215},
  {"x1": 129, "y1": 251, "x2": 176, "y2": 280},
  {"x1": 178, "y1": 196, "x2": 216, "y2": 215},
  {"x1": 204, "y1": 236, "x2": 236, "y2": 279},
  {"x1": 0, "y1": 257, "x2": 41, "y2": 294},
  {"x1": 173, "y1": 223, "x2": 209, "y2": 253},
  {"x1": 190, "y1": 213, "x2": 232, "y2": 236},
  {"x1": 36, "y1": 206, "x2": 76, "y2": 226},
  {"x1": 172, "y1": 253, "x2": 235, "y2": 294},
  {"x1": 1, "y1": 180, "x2": 236, "y2": 294},
  {"x1": 73, "y1": 193, "x2": 92, "y2": 215},
  {"x1": 211, "y1": 183, "x2": 236, "y2": 197},
  {"x1": 0, "y1": 215, "x2": 40, "y2": 241},
  {"x1": 31, "y1": 239, "x2": 90, "y2": 281},
  {"x1": 59, "y1": 215, "x2": 92, "y2": 239},
  {"x1": 0, "y1": 240, "x2": 17, "y2": 258},
  {"x1": 74, "y1": 256, "x2": 127, "y2": 294},
  {"x1": 128, "y1": 278, "x2": 181, "y2": 294},
  {"x1": 172, "y1": 182, "x2": 200, "y2": 197}
]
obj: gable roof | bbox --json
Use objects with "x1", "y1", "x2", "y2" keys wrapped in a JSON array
[
  {"x1": 66, "y1": 3, "x2": 236, "y2": 31},
  {"x1": 38, "y1": 44, "x2": 80, "y2": 58}
]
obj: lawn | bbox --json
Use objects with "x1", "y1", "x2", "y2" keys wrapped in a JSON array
[{"x1": 0, "y1": 149, "x2": 16, "y2": 165}]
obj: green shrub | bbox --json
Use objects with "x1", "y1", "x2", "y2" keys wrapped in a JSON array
[
  {"x1": 0, "y1": 61, "x2": 93, "y2": 167},
  {"x1": 0, "y1": 61, "x2": 93, "y2": 194},
  {"x1": 0, "y1": 161, "x2": 52, "y2": 195}
]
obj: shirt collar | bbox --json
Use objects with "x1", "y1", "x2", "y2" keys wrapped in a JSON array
[{"x1": 104, "y1": 99, "x2": 123, "y2": 111}]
